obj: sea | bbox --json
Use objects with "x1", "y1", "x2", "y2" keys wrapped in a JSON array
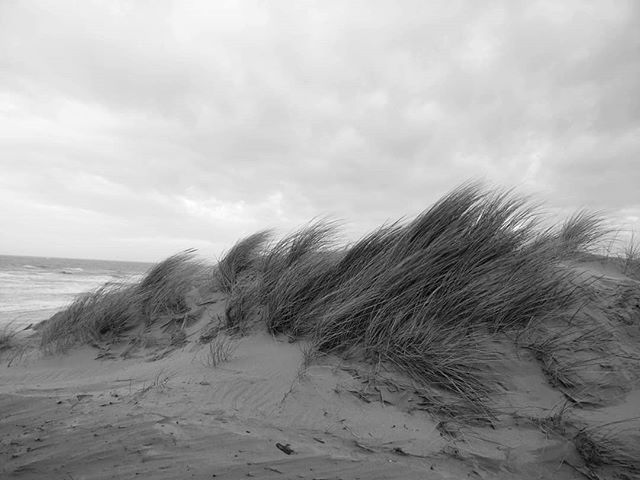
[{"x1": 0, "y1": 255, "x2": 153, "y2": 331}]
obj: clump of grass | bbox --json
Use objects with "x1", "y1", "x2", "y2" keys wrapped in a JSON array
[
  {"x1": 310, "y1": 186, "x2": 585, "y2": 401},
  {"x1": 623, "y1": 232, "x2": 640, "y2": 278},
  {"x1": 225, "y1": 277, "x2": 263, "y2": 332},
  {"x1": 574, "y1": 420, "x2": 640, "y2": 475},
  {"x1": 215, "y1": 232, "x2": 273, "y2": 333},
  {"x1": 137, "y1": 249, "x2": 207, "y2": 323},
  {"x1": 0, "y1": 322, "x2": 18, "y2": 352},
  {"x1": 40, "y1": 283, "x2": 141, "y2": 352},
  {"x1": 204, "y1": 333, "x2": 237, "y2": 367},
  {"x1": 215, "y1": 231, "x2": 272, "y2": 294},
  {"x1": 41, "y1": 250, "x2": 209, "y2": 352},
  {"x1": 259, "y1": 220, "x2": 340, "y2": 334},
  {"x1": 519, "y1": 318, "x2": 612, "y2": 397},
  {"x1": 524, "y1": 400, "x2": 574, "y2": 438},
  {"x1": 263, "y1": 250, "x2": 340, "y2": 336},
  {"x1": 556, "y1": 210, "x2": 608, "y2": 258},
  {"x1": 219, "y1": 183, "x2": 606, "y2": 413},
  {"x1": 300, "y1": 341, "x2": 320, "y2": 371}
]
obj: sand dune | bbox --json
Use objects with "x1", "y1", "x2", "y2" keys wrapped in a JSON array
[
  {"x1": 3, "y1": 187, "x2": 640, "y2": 479},
  {"x1": 3, "y1": 265, "x2": 639, "y2": 480}
]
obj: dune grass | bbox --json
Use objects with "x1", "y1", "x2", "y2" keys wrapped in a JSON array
[
  {"x1": 40, "y1": 250, "x2": 207, "y2": 352},
  {"x1": 574, "y1": 420, "x2": 640, "y2": 475},
  {"x1": 38, "y1": 183, "x2": 609, "y2": 414},
  {"x1": 259, "y1": 220, "x2": 341, "y2": 335},
  {"x1": 623, "y1": 232, "x2": 640, "y2": 278},
  {"x1": 137, "y1": 249, "x2": 207, "y2": 324},
  {"x1": 215, "y1": 231, "x2": 272, "y2": 294},
  {"x1": 519, "y1": 317, "x2": 613, "y2": 393},
  {"x1": 556, "y1": 211, "x2": 608, "y2": 258},
  {"x1": 219, "y1": 184, "x2": 606, "y2": 409},
  {"x1": 32, "y1": 181, "x2": 639, "y2": 476},
  {"x1": 204, "y1": 333, "x2": 238, "y2": 367},
  {"x1": 40, "y1": 283, "x2": 141, "y2": 352},
  {"x1": 0, "y1": 322, "x2": 18, "y2": 352}
]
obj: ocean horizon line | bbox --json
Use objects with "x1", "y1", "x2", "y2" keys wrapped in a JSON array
[{"x1": 0, "y1": 253, "x2": 155, "y2": 266}]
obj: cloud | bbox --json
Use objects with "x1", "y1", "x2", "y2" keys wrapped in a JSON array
[{"x1": 1, "y1": 0, "x2": 639, "y2": 261}]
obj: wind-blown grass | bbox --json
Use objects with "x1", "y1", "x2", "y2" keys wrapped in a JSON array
[
  {"x1": 215, "y1": 231, "x2": 271, "y2": 294},
  {"x1": 262, "y1": 250, "x2": 339, "y2": 336},
  {"x1": 0, "y1": 322, "x2": 18, "y2": 352},
  {"x1": 519, "y1": 319, "x2": 612, "y2": 393},
  {"x1": 623, "y1": 232, "x2": 640, "y2": 278},
  {"x1": 204, "y1": 333, "x2": 238, "y2": 367},
  {"x1": 221, "y1": 183, "x2": 606, "y2": 409},
  {"x1": 555, "y1": 210, "x2": 608, "y2": 258},
  {"x1": 574, "y1": 420, "x2": 640, "y2": 475},
  {"x1": 137, "y1": 249, "x2": 206, "y2": 323},
  {"x1": 40, "y1": 283, "x2": 141, "y2": 352},
  {"x1": 223, "y1": 220, "x2": 341, "y2": 334},
  {"x1": 225, "y1": 277, "x2": 262, "y2": 333},
  {"x1": 259, "y1": 220, "x2": 340, "y2": 332},
  {"x1": 38, "y1": 182, "x2": 610, "y2": 415},
  {"x1": 41, "y1": 249, "x2": 207, "y2": 352}
]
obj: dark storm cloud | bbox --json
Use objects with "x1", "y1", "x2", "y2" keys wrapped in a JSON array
[{"x1": 1, "y1": 0, "x2": 638, "y2": 260}]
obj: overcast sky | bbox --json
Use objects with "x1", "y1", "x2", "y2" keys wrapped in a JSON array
[{"x1": 1, "y1": 0, "x2": 639, "y2": 262}]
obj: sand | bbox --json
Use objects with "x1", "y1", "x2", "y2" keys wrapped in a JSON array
[{"x1": 1, "y1": 262, "x2": 639, "y2": 480}]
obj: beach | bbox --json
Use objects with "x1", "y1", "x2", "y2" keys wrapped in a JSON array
[
  {"x1": 2, "y1": 191, "x2": 640, "y2": 480},
  {"x1": 2, "y1": 263, "x2": 639, "y2": 479}
]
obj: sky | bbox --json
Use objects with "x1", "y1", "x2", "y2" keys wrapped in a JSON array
[{"x1": 1, "y1": 0, "x2": 639, "y2": 262}]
